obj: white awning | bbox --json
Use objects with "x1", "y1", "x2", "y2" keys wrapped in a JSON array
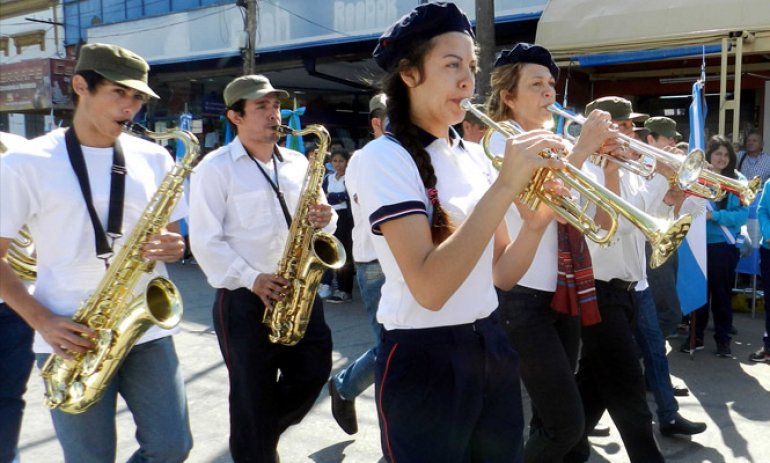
[{"x1": 535, "y1": 0, "x2": 770, "y2": 61}]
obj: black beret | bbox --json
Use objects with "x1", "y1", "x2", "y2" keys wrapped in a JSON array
[
  {"x1": 373, "y1": 2, "x2": 474, "y2": 71},
  {"x1": 494, "y1": 43, "x2": 559, "y2": 79}
]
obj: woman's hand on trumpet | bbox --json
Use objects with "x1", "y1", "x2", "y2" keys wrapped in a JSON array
[
  {"x1": 516, "y1": 178, "x2": 571, "y2": 230},
  {"x1": 496, "y1": 130, "x2": 567, "y2": 200},
  {"x1": 570, "y1": 109, "x2": 615, "y2": 167}
]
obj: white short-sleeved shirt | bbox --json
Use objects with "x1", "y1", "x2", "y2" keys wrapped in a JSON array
[
  {"x1": 346, "y1": 149, "x2": 377, "y2": 263},
  {"x1": 189, "y1": 137, "x2": 337, "y2": 291},
  {"x1": 583, "y1": 162, "x2": 668, "y2": 286},
  {"x1": 488, "y1": 130, "x2": 559, "y2": 291},
  {"x1": 356, "y1": 131, "x2": 499, "y2": 330},
  {"x1": 0, "y1": 128, "x2": 186, "y2": 353}
]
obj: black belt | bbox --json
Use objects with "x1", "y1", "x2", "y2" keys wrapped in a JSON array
[
  {"x1": 354, "y1": 259, "x2": 379, "y2": 265},
  {"x1": 382, "y1": 312, "x2": 500, "y2": 345},
  {"x1": 599, "y1": 278, "x2": 638, "y2": 292}
]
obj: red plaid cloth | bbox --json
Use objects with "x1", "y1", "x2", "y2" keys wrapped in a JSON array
[{"x1": 551, "y1": 222, "x2": 601, "y2": 326}]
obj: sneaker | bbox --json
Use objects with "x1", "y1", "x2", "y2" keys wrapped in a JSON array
[
  {"x1": 326, "y1": 290, "x2": 351, "y2": 303},
  {"x1": 672, "y1": 385, "x2": 690, "y2": 397},
  {"x1": 328, "y1": 379, "x2": 358, "y2": 435},
  {"x1": 748, "y1": 348, "x2": 770, "y2": 362},
  {"x1": 318, "y1": 284, "x2": 332, "y2": 299},
  {"x1": 715, "y1": 342, "x2": 732, "y2": 358},
  {"x1": 679, "y1": 340, "x2": 704, "y2": 353},
  {"x1": 659, "y1": 413, "x2": 707, "y2": 436}
]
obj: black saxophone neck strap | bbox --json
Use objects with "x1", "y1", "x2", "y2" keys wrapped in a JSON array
[
  {"x1": 247, "y1": 146, "x2": 292, "y2": 228},
  {"x1": 65, "y1": 127, "x2": 126, "y2": 265}
]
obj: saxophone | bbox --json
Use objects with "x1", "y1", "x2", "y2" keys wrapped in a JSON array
[
  {"x1": 262, "y1": 124, "x2": 346, "y2": 346},
  {"x1": 40, "y1": 122, "x2": 200, "y2": 414}
]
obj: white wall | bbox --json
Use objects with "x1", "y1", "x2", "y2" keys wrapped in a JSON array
[{"x1": 0, "y1": 4, "x2": 65, "y2": 64}]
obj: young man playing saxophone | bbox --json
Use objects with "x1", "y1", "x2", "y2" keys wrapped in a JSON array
[
  {"x1": 189, "y1": 74, "x2": 335, "y2": 463},
  {"x1": 0, "y1": 43, "x2": 192, "y2": 463}
]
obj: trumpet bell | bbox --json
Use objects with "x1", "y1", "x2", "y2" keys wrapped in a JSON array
[
  {"x1": 675, "y1": 149, "x2": 705, "y2": 190},
  {"x1": 648, "y1": 215, "x2": 692, "y2": 269}
]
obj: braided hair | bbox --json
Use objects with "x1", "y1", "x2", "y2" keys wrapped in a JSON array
[{"x1": 382, "y1": 38, "x2": 455, "y2": 244}]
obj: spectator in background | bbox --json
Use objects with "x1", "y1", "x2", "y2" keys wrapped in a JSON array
[
  {"x1": 738, "y1": 131, "x2": 770, "y2": 183},
  {"x1": 460, "y1": 107, "x2": 486, "y2": 144},
  {"x1": 752, "y1": 178, "x2": 770, "y2": 362},
  {"x1": 681, "y1": 135, "x2": 748, "y2": 358},
  {"x1": 321, "y1": 149, "x2": 354, "y2": 303}
]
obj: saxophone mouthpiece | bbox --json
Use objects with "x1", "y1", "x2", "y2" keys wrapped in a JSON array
[
  {"x1": 120, "y1": 121, "x2": 150, "y2": 137},
  {"x1": 276, "y1": 125, "x2": 293, "y2": 136}
]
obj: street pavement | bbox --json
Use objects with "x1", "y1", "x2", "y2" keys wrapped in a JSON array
[{"x1": 18, "y1": 262, "x2": 770, "y2": 462}]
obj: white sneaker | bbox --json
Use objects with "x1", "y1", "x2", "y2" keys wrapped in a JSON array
[{"x1": 318, "y1": 284, "x2": 332, "y2": 299}]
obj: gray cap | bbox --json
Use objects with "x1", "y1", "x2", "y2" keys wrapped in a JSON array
[
  {"x1": 369, "y1": 93, "x2": 387, "y2": 114},
  {"x1": 586, "y1": 96, "x2": 648, "y2": 122},
  {"x1": 224, "y1": 75, "x2": 289, "y2": 107},
  {"x1": 644, "y1": 116, "x2": 681, "y2": 139},
  {"x1": 75, "y1": 43, "x2": 158, "y2": 99}
]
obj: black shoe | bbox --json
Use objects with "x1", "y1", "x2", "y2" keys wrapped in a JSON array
[
  {"x1": 328, "y1": 379, "x2": 358, "y2": 435},
  {"x1": 679, "y1": 340, "x2": 704, "y2": 353},
  {"x1": 749, "y1": 348, "x2": 770, "y2": 362},
  {"x1": 660, "y1": 414, "x2": 707, "y2": 436},
  {"x1": 716, "y1": 342, "x2": 732, "y2": 358},
  {"x1": 672, "y1": 385, "x2": 690, "y2": 397},
  {"x1": 587, "y1": 424, "x2": 611, "y2": 437}
]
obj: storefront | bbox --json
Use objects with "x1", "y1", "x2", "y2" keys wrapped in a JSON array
[{"x1": 535, "y1": 0, "x2": 770, "y2": 148}]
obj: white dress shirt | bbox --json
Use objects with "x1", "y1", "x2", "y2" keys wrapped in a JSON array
[
  {"x1": 189, "y1": 137, "x2": 337, "y2": 291},
  {"x1": 346, "y1": 149, "x2": 378, "y2": 263}
]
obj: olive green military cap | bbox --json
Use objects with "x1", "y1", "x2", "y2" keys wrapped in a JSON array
[
  {"x1": 644, "y1": 116, "x2": 681, "y2": 139},
  {"x1": 74, "y1": 43, "x2": 159, "y2": 99},
  {"x1": 224, "y1": 75, "x2": 289, "y2": 107},
  {"x1": 586, "y1": 96, "x2": 648, "y2": 122}
]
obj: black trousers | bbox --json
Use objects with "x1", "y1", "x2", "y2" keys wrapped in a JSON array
[
  {"x1": 565, "y1": 281, "x2": 664, "y2": 463},
  {"x1": 213, "y1": 288, "x2": 332, "y2": 463},
  {"x1": 497, "y1": 286, "x2": 584, "y2": 463}
]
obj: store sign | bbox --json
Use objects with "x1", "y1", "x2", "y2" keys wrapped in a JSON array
[{"x1": 0, "y1": 58, "x2": 75, "y2": 112}]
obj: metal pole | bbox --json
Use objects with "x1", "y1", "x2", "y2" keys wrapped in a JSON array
[
  {"x1": 243, "y1": 0, "x2": 257, "y2": 75},
  {"x1": 475, "y1": 0, "x2": 495, "y2": 103}
]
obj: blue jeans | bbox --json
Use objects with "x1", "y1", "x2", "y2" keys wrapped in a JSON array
[
  {"x1": 632, "y1": 288, "x2": 678, "y2": 424},
  {"x1": 0, "y1": 303, "x2": 34, "y2": 463},
  {"x1": 333, "y1": 261, "x2": 384, "y2": 400},
  {"x1": 35, "y1": 336, "x2": 192, "y2": 463}
]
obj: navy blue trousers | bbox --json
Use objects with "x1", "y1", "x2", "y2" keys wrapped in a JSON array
[
  {"x1": 694, "y1": 242, "x2": 739, "y2": 345},
  {"x1": 0, "y1": 303, "x2": 34, "y2": 463},
  {"x1": 375, "y1": 311, "x2": 524, "y2": 463}
]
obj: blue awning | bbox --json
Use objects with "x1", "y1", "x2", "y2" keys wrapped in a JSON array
[{"x1": 575, "y1": 44, "x2": 723, "y2": 67}]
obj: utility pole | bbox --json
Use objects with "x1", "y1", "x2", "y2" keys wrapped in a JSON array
[
  {"x1": 242, "y1": 0, "x2": 257, "y2": 75},
  {"x1": 475, "y1": 0, "x2": 495, "y2": 103}
]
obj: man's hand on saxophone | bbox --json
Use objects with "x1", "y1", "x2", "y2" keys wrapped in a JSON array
[
  {"x1": 252, "y1": 273, "x2": 290, "y2": 309},
  {"x1": 141, "y1": 222, "x2": 186, "y2": 262},
  {"x1": 308, "y1": 203, "x2": 333, "y2": 229}
]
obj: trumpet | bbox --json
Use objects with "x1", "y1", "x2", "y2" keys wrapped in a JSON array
[
  {"x1": 687, "y1": 170, "x2": 762, "y2": 206},
  {"x1": 549, "y1": 104, "x2": 705, "y2": 190},
  {"x1": 462, "y1": 99, "x2": 692, "y2": 268}
]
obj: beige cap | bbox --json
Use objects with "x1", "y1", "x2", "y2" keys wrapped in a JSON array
[{"x1": 224, "y1": 75, "x2": 289, "y2": 107}]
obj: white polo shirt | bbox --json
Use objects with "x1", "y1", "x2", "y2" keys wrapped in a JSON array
[
  {"x1": 0, "y1": 128, "x2": 186, "y2": 353},
  {"x1": 356, "y1": 131, "x2": 499, "y2": 330},
  {"x1": 346, "y1": 149, "x2": 377, "y2": 263},
  {"x1": 189, "y1": 136, "x2": 337, "y2": 291},
  {"x1": 488, "y1": 130, "x2": 559, "y2": 291},
  {"x1": 583, "y1": 163, "x2": 669, "y2": 286}
]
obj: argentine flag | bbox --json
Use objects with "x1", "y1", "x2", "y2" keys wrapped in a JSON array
[{"x1": 677, "y1": 78, "x2": 708, "y2": 315}]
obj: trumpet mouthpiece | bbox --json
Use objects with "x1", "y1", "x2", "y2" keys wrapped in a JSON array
[{"x1": 459, "y1": 98, "x2": 473, "y2": 111}]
